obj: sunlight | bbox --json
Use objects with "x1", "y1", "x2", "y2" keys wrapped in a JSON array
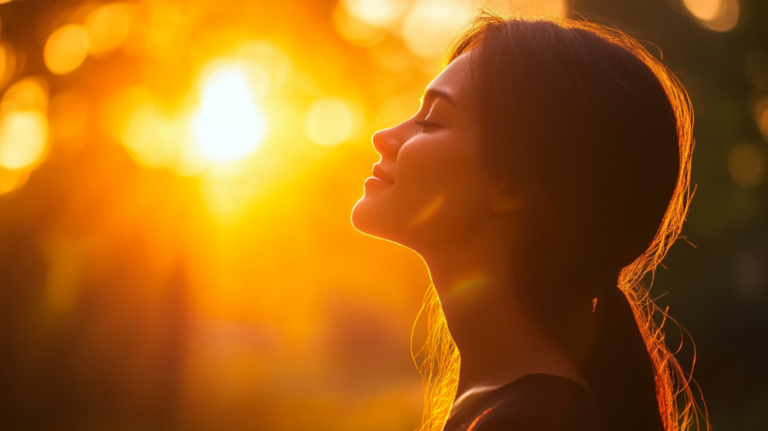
[{"x1": 192, "y1": 67, "x2": 267, "y2": 163}]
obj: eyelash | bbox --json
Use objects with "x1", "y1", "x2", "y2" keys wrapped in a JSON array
[{"x1": 415, "y1": 119, "x2": 440, "y2": 130}]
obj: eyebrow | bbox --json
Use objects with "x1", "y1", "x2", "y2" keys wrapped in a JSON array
[{"x1": 420, "y1": 88, "x2": 457, "y2": 107}]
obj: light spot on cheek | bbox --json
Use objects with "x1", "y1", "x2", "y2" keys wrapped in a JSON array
[{"x1": 406, "y1": 194, "x2": 445, "y2": 228}]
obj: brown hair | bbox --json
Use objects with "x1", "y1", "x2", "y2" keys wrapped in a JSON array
[{"x1": 414, "y1": 13, "x2": 703, "y2": 431}]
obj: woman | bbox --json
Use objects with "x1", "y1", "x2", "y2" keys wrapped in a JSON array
[{"x1": 352, "y1": 13, "x2": 700, "y2": 431}]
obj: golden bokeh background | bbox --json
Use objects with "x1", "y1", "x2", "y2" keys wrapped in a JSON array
[{"x1": 0, "y1": 0, "x2": 766, "y2": 430}]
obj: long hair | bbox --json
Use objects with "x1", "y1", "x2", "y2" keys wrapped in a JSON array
[{"x1": 412, "y1": 13, "x2": 704, "y2": 431}]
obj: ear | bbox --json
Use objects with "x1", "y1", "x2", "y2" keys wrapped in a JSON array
[{"x1": 491, "y1": 187, "x2": 526, "y2": 214}]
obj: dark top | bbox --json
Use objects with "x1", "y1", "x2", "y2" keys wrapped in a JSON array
[{"x1": 444, "y1": 374, "x2": 606, "y2": 431}]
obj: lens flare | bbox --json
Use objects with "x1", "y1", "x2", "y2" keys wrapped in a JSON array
[{"x1": 192, "y1": 67, "x2": 267, "y2": 163}]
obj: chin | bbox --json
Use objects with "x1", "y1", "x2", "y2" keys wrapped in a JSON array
[
  {"x1": 351, "y1": 195, "x2": 405, "y2": 242},
  {"x1": 351, "y1": 196, "x2": 382, "y2": 237}
]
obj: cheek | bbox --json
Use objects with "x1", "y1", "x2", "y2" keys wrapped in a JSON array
[
  {"x1": 391, "y1": 136, "x2": 493, "y2": 236},
  {"x1": 351, "y1": 133, "x2": 493, "y2": 243}
]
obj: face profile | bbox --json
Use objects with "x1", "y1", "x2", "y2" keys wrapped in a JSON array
[{"x1": 351, "y1": 53, "x2": 524, "y2": 249}]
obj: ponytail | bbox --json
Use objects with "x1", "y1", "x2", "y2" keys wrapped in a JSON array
[{"x1": 583, "y1": 286, "x2": 665, "y2": 431}]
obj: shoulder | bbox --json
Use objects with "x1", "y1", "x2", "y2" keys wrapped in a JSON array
[{"x1": 446, "y1": 374, "x2": 605, "y2": 431}]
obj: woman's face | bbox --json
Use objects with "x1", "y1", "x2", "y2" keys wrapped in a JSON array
[{"x1": 351, "y1": 53, "x2": 500, "y2": 247}]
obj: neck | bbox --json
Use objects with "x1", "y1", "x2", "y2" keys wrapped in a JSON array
[{"x1": 414, "y1": 219, "x2": 587, "y2": 409}]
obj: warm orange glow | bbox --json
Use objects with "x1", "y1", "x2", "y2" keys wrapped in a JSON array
[
  {"x1": 44, "y1": 24, "x2": 90, "y2": 75},
  {"x1": 1, "y1": 77, "x2": 47, "y2": 112},
  {"x1": 0, "y1": 167, "x2": 28, "y2": 195},
  {"x1": 343, "y1": 0, "x2": 408, "y2": 28},
  {"x1": 499, "y1": 0, "x2": 567, "y2": 17},
  {"x1": 122, "y1": 100, "x2": 182, "y2": 168},
  {"x1": 304, "y1": 97, "x2": 360, "y2": 146},
  {"x1": 0, "y1": 42, "x2": 17, "y2": 90},
  {"x1": 49, "y1": 91, "x2": 89, "y2": 139},
  {"x1": 85, "y1": 3, "x2": 131, "y2": 56},
  {"x1": 333, "y1": 3, "x2": 386, "y2": 47},
  {"x1": 192, "y1": 67, "x2": 267, "y2": 162},
  {"x1": 402, "y1": 0, "x2": 473, "y2": 59}
]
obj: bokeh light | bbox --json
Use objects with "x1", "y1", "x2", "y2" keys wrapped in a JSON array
[
  {"x1": 0, "y1": 42, "x2": 17, "y2": 90},
  {"x1": 192, "y1": 67, "x2": 267, "y2": 163},
  {"x1": 122, "y1": 98, "x2": 183, "y2": 168},
  {"x1": 753, "y1": 97, "x2": 768, "y2": 141},
  {"x1": 0, "y1": 167, "x2": 28, "y2": 195},
  {"x1": 44, "y1": 24, "x2": 90, "y2": 75},
  {"x1": 343, "y1": 0, "x2": 409, "y2": 28},
  {"x1": 682, "y1": 0, "x2": 739, "y2": 32},
  {"x1": 745, "y1": 49, "x2": 768, "y2": 90},
  {"x1": 0, "y1": 111, "x2": 48, "y2": 170},
  {"x1": 85, "y1": 2, "x2": 131, "y2": 56},
  {"x1": 304, "y1": 97, "x2": 361, "y2": 146},
  {"x1": 0, "y1": 77, "x2": 48, "y2": 170},
  {"x1": 401, "y1": 0, "x2": 473, "y2": 59},
  {"x1": 334, "y1": 3, "x2": 387, "y2": 47},
  {"x1": 728, "y1": 144, "x2": 765, "y2": 188},
  {"x1": 683, "y1": 0, "x2": 722, "y2": 20}
]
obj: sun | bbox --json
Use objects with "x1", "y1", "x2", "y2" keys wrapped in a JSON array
[{"x1": 191, "y1": 66, "x2": 267, "y2": 163}]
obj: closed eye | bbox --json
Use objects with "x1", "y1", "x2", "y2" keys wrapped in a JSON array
[{"x1": 415, "y1": 119, "x2": 441, "y2": 131}]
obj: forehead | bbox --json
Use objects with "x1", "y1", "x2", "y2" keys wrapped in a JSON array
[{"x1": 427, "y1": 52, "x2": 472, "y2": 96}]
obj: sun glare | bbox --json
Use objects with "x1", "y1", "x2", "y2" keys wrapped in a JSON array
[{"x1": 192, "y1": 67, "x2": 267, "y2": 163}]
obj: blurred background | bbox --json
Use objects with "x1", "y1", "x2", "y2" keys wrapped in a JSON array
[{"x1": 0, "y1": 0, "x2": 764, "y2": 430}]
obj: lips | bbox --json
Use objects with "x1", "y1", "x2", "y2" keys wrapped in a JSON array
[{"x1": 372, "y1": 164, "x2": 395, "y2": 185}]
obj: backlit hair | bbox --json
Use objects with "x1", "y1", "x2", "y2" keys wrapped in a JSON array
[{"x1": 412, "y1": 12, "x2": 705, "y2": 431}]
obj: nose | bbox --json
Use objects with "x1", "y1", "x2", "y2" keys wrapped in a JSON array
[{"x1": 372, "y1": 128, "x2": 401, "y2": 158}]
